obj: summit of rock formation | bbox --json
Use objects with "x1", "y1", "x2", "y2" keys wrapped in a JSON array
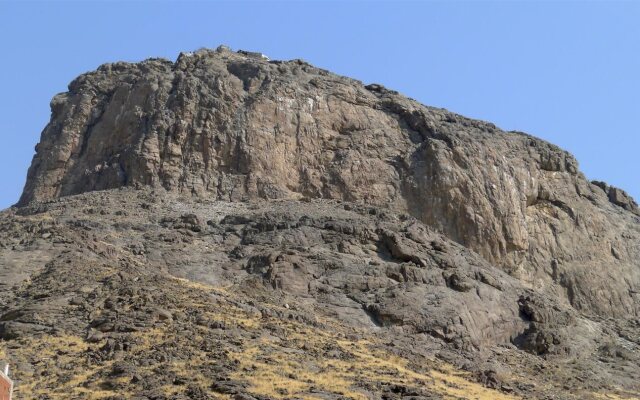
[{"x1": 2, "y1": 46, "x2": 639, "y2": 399}]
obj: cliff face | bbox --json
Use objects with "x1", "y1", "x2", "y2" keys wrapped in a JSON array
[
  {"x1": 19, "y1": 47, "x2": 640, "y2": 319},
  {"x1": 4, "y1": 46, "x2": 640, "y2": 399}
]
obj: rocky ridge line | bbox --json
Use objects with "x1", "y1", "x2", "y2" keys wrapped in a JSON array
[{"x1": 19, "y1": 46, "x2": 640, "y2": 319}]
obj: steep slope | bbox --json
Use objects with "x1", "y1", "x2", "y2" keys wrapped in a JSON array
[
  {"x1": 1, "y1": 47, "x2": 639, "y2": 399},
  {"x1": 19, "y1": 47, "x2": 640, "y2": 320},
  {"x1": 2, "y1": 189, "x2": 639, "y2": 399}
]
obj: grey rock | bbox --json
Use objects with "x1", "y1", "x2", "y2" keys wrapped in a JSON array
[
  {"x1": 2, "y1": 47, "x2": 639, "y2": 399},
  {"x1": 17, "y1": 48, "x2": 640, "y2": 323}
]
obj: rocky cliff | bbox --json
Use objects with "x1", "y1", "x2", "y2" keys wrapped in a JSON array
[
  {"x1": 2, "y1": 47, "x2": 639, "y2": 399},
  {"x1": 20, "y1": 46, "x2": 640, "y2": 317}
]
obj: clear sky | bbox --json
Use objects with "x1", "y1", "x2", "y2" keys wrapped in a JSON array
[{"x1": 1, "y1": 1, "x2": 638, "y2": 209}]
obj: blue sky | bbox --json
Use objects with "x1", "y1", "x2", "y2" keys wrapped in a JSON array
[{"x1": 0, "y1": 1, "x2": 638, "y2": 209}]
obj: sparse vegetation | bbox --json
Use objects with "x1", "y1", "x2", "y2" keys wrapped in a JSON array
[
  {"x1": 1, "y1": 276, "x2": 522, "y2": 399},
  {"x1": 2, "y1": 189, "x2": 638, "y2": 399}
]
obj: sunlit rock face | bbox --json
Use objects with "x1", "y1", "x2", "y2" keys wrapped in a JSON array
[
  {"x1": 4, "y1": 46, "x2": 640, "y2": 398},
  {"x1": 20, "y1": 47, "x2": 640, "y2": 320}
]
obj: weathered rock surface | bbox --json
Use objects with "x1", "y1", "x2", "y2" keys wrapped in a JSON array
[
  {"x1": 2, "y1": 189, "x2": 639, "y2": 399},
  {"x1": 2, "y1": 47, "x2": 639, "y2": 399},
  {"x1": 19, "y1": 47, "x2": 640, "y2": 322}
]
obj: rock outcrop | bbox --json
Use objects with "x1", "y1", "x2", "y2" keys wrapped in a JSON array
[
  {"x1": 19, "y1": 46, "x2": 640, "y2": 319},
  {"x1": 2, "y1": 189, "x2": 639, "y2": 399},
  {"x1": 2, "y1": 46, "x2": 639, "y2": 399}
]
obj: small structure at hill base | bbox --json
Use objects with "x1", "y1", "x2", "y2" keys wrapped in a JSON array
[{"x1": 0, "y1": 363, "x2": 12, "y2": 400}]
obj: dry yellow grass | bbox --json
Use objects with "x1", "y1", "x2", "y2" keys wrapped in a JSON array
[
  {"x1": 591, "y1": 392, "x2": 640, "y2": 400},
  {"x1": 168, "y1": 276, "x2": 523, "y2": 399},
  {"x1": 226, "y1": 317, "x2": 520, "y2": 400},
  {"x1": 6, "y1": 334, "x2": 117, "y2": 399},
  {"x1": 6, "y1": 275, "x2": 631, "y2": 399},
  {"x1": 171, "y1": 276, "x2": 233, "y2": 294}
]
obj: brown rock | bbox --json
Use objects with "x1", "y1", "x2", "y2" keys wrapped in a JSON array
[
  {"x1": 2, "y1": 47, "x2": 639, "y2": 399},
  {"x1": 17, "y1": 48, "x2": 640, "y2": 321}
]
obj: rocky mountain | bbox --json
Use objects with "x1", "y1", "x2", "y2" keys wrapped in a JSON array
[{"x1": 1, "y1": 46, "x2": 639, "y2": 399}]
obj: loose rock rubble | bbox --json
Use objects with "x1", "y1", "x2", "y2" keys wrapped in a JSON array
[{"x1": 1, "y1": 190, "x2": 638, "y2": 399}]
